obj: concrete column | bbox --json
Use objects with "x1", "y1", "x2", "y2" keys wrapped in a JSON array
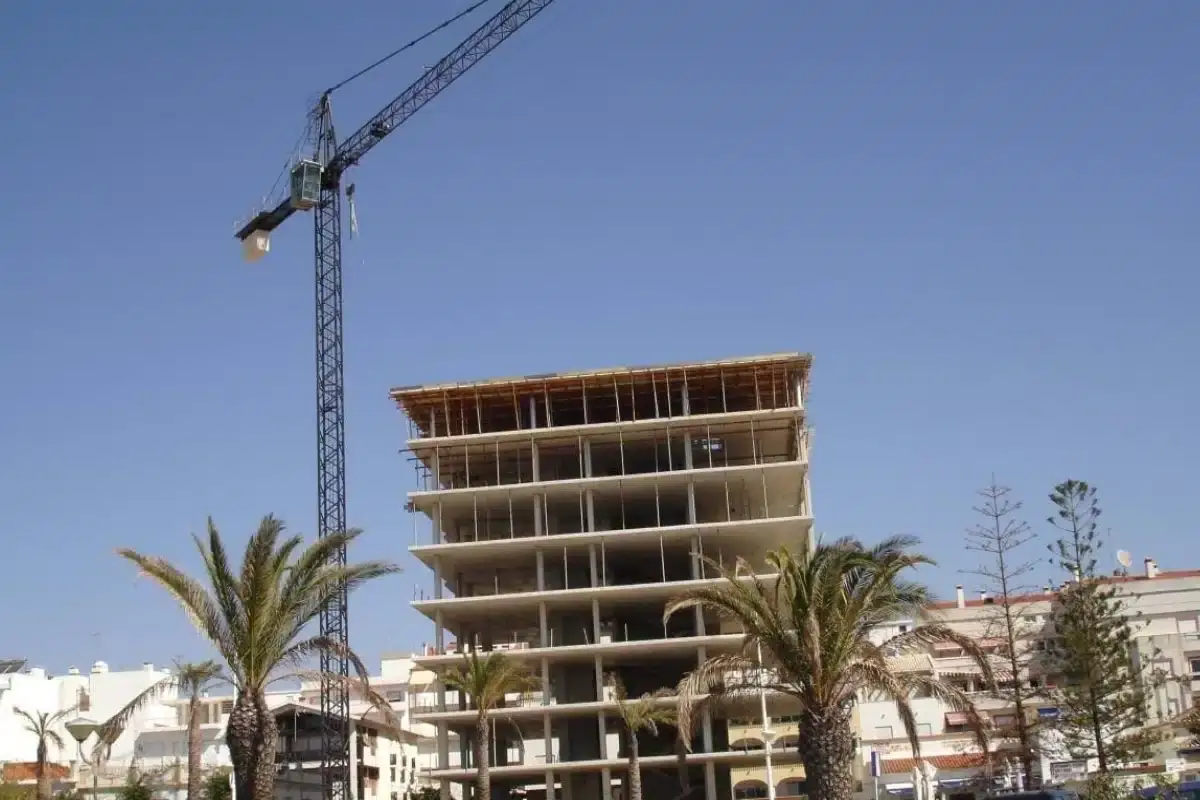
[
  {"x1": 435, "y1": 610, "x2": 445, "y2": 653},
  {"x1": 539, "y1": 602, "x2": 549, "y2": 648},
  {"x1": 704, "y1": 762, "x2": 717, "y2": 800},
  {"x1": 348, "y1": 722, "x2": 358, "y2": 800},
  {"x1": 583, "y1": 439, "x2": 596, "y2": 533},
  {"x1": 699, "y1": 645, "x2": 714, "y2": 754},
  {"x1": 589, "y1": 545, "x2": 598, "y2": 587},
  {"x1": 433, "y1": 557, "x2": 444, "y2": 601}
]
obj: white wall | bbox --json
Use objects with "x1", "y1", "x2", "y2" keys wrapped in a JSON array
[{"x1": 0, "y1": 662, "x2": 175, "y2": 768}]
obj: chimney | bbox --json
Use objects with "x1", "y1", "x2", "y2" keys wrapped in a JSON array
[
  {"x1": 143, "y1": 662, "x2": 154, "y2": 672},
  {"x1": 28, "y1": 667, "x2": 46, "y2": 680},
  {"x1": 1145, "y1": 558, "x2": 1159, "y2": 579},
  {"x1": 955, "y1": 585, "x2": 965, "y2": 609},
  {"x1": 68, "y1": 667, "x2": 80, "y2": 676},
  {"x1": 980, "y1": 590, "x2": 989, "y2": 603},
  {"x1": 91, "y1": 661, "x2": 109, "y2": 674},
  {"x1": 1044, "y1": 584, "x2": 1052, "y2": 593}
]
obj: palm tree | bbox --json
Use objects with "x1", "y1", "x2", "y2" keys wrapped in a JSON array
[
  {"x1": 607, "y1": 677, "x2": 677, "y2": 800},
  {"x1": 13, "y1": 707, "x2": 71, "y2": 800},
  {"x1": 666, "y1": 535, "x2": 996, "y2": 800},
  {"x1": 442, "y1": 651, "x2": 539, "y2": 800},
  {"x1": 117, "y1": 515, "x2": 400, "y2": 800},
  {"x1": 95, "y1": 660, "x2": 224, "y2": 800}
]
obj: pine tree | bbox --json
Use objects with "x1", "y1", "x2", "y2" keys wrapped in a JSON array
[
  {"x1": 964, "y1": 478, "x2": 1040, "y2": 786},
  {"x1": 1044, "y1": 479, "x2": 1159, "y2": 772}
]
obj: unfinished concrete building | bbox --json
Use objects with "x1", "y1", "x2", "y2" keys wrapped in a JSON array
[{"x1": 393, "y1": 353, "x2": 814, "y2": 800}]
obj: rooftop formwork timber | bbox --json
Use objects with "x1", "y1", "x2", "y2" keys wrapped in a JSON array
[{"x1": 390, "y1": 352, "x2": 812, "y2": 441}]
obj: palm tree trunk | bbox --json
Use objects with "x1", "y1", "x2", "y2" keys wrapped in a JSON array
[
  {"x1": 674, "y1": 738, "x2": 692, "y2": 799},
  {"x1": 474, "y1": 715, "x2": 490, "y2": 800},
  {"x1": 797, "y1": 704, "x2": 856, "y2": 800},
  {"x1": 36, "y1": 739, "x2": 51, "y2": 800},
  {"x1": 625, "y1": 730, "x2": 642, "y2": 800},
  {"x1": 226, "y1": 691, "x2": 278, "y2": 800},
  {"x1": 186, "y1": 692, "x2": 204, "y2": 800}
]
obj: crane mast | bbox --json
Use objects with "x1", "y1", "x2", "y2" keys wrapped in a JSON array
[{"x1": 233, "y1": 3, "x2": 560, "y2": 799}]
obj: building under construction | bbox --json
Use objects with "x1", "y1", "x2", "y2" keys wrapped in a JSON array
[{"x1": 394, "y1": 353, "x2": 814, "y2": 800}]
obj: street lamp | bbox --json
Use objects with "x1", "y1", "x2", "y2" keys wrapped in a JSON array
[{"x1": 65, "y1": 716, "x2": 100, "y2": 800}]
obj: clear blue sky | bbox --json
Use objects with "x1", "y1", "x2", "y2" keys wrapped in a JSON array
[{"x1": 2, "y1": 1, "x2": 1197, "y2": 676}]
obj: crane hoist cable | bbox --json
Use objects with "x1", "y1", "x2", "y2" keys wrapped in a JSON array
[{"x1": 326, "y1": 0, "x2": 495, "y2": 93}]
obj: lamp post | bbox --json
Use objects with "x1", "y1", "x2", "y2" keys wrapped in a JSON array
[{"x1": 65, "y1": 717, "x2": 99, "y2": 800}]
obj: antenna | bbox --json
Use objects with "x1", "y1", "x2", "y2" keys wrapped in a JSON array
[{"x1": 1116, "y1": 550, "x2": 1133, "y2": 573}]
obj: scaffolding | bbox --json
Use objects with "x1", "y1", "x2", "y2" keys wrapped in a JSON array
[{"x1": 391, "y1": 352, "x2": 810, "y2": 439}]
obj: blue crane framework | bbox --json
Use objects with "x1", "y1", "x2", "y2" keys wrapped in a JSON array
[{"x1": 234, "y1": 2, "x2": 560, "y2": 798}]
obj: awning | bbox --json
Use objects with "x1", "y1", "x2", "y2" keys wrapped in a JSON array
[{"x1": 945, "y1": 712, "x2": 970, "y2": 726}]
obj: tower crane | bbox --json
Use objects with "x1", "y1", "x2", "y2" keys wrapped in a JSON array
[{"x1": 233, "y1": 2, "x2": 560, "y2": 798}]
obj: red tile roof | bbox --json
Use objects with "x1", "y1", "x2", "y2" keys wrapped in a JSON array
[
  {"x1": 2, "y1": 762, "x2": 70, "y2": 782},
  {"x1": 882, "y1": 754, "x2": 987, "y2": 774}
]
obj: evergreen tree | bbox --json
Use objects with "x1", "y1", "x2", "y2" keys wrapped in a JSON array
[
  {"x1": 1044, "y1": 479, "x2": 1159, "y2": 772},
  {"x1": 964, "y1": 478, "x2": 1040, "y2": 786}
]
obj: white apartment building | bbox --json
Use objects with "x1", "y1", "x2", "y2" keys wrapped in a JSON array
[
  {"x1": 0, "y1": 655, "x2": 441, "y2": 800},
  {"x1": 0, "y1": 659, "x2": 177, "y2": 783},
  {"x1": 854, "y1": 560, "x2": 1200, "y2": 799},
  {"x1": 393, "y1": 353, "x2": 814, "y2": 800}
]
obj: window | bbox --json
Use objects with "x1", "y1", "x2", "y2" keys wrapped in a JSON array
[
  {"x1": 390, "y1": 769, "x2": 396, "y2": 782},
  {"x1": 386, "y1": 690, "x2": 404, "y2": 702},
  {"x1": 734, "y1": 787, "x2": 768, "y2": 799},
  {"x1": 898, "y1": 625, "x2": 909, "y2": 634},
  {"x1": 873, "y1": 726, "x2": 893, "y2": 739},
  {"x1": 1190, "y1": 657, "x2": 1200, "y2": 676},
  {"x1": 389, "y1": 755, "x2": 397, "y2": 766},
  {"x1": 916, "y1": 723, "x2": 932, "y2": 736}
]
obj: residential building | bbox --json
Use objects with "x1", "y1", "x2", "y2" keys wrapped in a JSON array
[
  {"x1": 392, "y1": 353, "x2": 814, "y2": 800},
  {"x1": 854, "y1": 561, "x2": 1200, "y2": 798},
  {"x1": 0, "y1": 656, "x2": 440, "y2": 800},
  {"x1": 0, "y1": 658, "x2": 176, "y2": 785}
]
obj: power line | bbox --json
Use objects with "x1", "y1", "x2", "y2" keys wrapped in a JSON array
[{"x1": 326, "y1": 0, "x2": 495, "y2": 94}]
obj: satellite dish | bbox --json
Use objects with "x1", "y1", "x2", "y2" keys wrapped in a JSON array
[{"x1": 1116, "y1": 550, "x2": 1133, "y2": 568}]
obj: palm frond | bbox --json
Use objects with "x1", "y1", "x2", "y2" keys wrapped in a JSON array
[
  {"x1": 94, "y1": 673, "x2": 178, "y2": 749},
  {"x1": 117, "y1": 548, "x2": 242, "y2": 682},
  {"x1": 278, "y1": 669, "x2": 403, "y2": 734},
  {"x1": 443, "y1": 651, "x2": 540, "y2": 716},
  {"x1": 119, "y1": 516, "x2": 400, "y2": 697},
  {"x1": 674, "y1": 534, "x2": 993, "y2": 774}
]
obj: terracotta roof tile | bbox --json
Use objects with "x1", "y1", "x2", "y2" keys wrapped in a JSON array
[
  {"x1": 2, "y1": 762, "x2": 70, "y2": 782},
  {"x1": 882, "y1": 754, "x2": 987, "y2": 774}
]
